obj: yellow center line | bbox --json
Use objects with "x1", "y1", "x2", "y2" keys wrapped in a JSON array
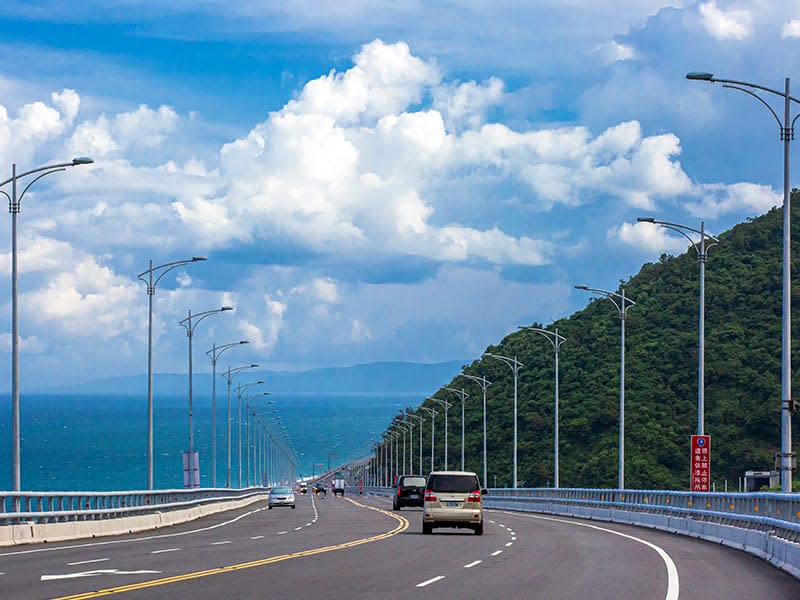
[{"x1": 52, "y1": 498, "x2": 408, "y2": 599}]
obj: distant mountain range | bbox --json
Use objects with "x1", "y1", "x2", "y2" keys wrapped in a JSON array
[{"x1": 38, "y1": 360, "x2": 467, "y2": 396}]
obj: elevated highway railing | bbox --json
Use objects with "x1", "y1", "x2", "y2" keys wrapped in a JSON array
[
  {"x1": 363, "y1": 486, "x2": 800, "y2": 580},
  {"x1": 0, "y1": 487, "x2": 268, "y2": 525}
]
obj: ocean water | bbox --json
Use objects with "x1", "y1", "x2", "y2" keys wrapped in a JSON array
[{"x1": 0, "y1": 393, "x2": 416, "y2": 491}]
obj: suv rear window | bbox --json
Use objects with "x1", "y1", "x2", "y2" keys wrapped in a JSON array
[
  {"x1": 427, "y1": 474, "x2": 479, "y2": 493},
  {"x1": 400, "y1": 476, "x2": 426, "y2": 487}
]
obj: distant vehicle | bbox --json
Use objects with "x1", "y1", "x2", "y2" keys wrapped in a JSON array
[
  {"x1": 268, "y1": 486, "x2": 296, "y2": 509},
  {"x1": 332, "y1": 478, "x2": 346, "y2": 496},
  {"x1": 313, "y1": 481, "x2": 327, "y2": 496},
  {"x1": 393, "y1": 475, "x2": 426, "y2": 510},
  {"x1": 299, "y1": 483, "x2": 308, "y2": 494},
  {"x1": 423, "y1": 471, "x2": 486, "y2": 535}
]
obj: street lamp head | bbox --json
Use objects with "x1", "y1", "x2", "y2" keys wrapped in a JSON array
[
  {"x1": 686, "y1": 72, "x2": 714, "y2": 81},
  {"x1": 221, "y1": 306, "x2": 234, "y2": 311},
  {"x1": 250, "y1": 364, "x2": 259, "y2": 368},
  {"x1": 574, "y1": 284, "x2": 589, "y2": 290},
  {"x1": 637, "y1": 217, "x2": 656, "y2": 223},
  {"x1": 239, "y1": 340, "x2": 249, "y2": 344},
  {"x1": 191, "y1": 256, "x2": 207, "y2": 262},
  {"x1": 71, "y1": 157, "x2": 94, "y2": 165}
]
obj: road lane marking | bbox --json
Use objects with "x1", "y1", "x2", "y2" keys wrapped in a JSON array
[
  {"x1": 511, "y1": 537, "x2": 517, "y2": 541},
  {"x1": 67, "y1": 559, "x2": 110, "y2": 566},
  {"x1": 293, "y1": 527, "x2": 302, "y2": 531},
  {"x1": 42, "y1": 570, "x2": 161, "y2": 581},
  {"x1": 277, "y1": 531, "x2": 288, "y2": 535},
  {"x1": 491, "y1": 550, "x2": 503, "y2": 556},
  {"x1": 505, "y1": 542, "x2": 513, "y2": 547},
  {"x1": 249, "y1": 536, "x2": 264, "y2": 540},
  {"x1": 464, "y1": 560, "x2": 482, "y2": 568},
  {"x1": 498, "y1": 511, "x2": 680, "y2": 600},
  {"x1": 150, "y1": 549, "x2": 180, "y2": 555},
  {"x1": 52, "y1": 497, "x2": 409, "y2": 599},
  {"x1": 210, "y1": 541, "x2": 231, "y2": 546},
  {"x1": 305, "y1": 522, "x2": 312, "y2": 526},
  {"x1": 416, "y1": 576, "x2": 445, "y2": 587}
]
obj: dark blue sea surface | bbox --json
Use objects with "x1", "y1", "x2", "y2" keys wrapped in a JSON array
[{"x1": 0, "y1": 393, "x2": 416, "y2": 491}]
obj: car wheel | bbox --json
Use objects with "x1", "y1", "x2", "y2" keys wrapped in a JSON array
[
  {"x1": 292, "y1": 505, "x2": 296, "y2": 509},
  {"x1": 268, "y1": 506, "x2": 272, "y2": 510},
  {"x1": 422, "y1": 523, "x2": 432, "y2": 535},
  {"x1": 474, "y1": 522, "x2": 483, "y2": 535},
  {"x1": 392, "y1": 498, "x2": 397, "y2": 510}
]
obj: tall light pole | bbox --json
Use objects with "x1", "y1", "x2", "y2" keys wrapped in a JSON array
[
  {"x1": 483, "y1": 353, "x2": 524, "y2": 488},
  {"x1": 462, "y1": 375, "x2": 491, "y2": 487},
  {"x1": 443, "y1": 387, "x2": 469, "y2": 471},
  {"x1": 0, "y1": 157, "x2": 94, "y2": 497},
  {"x1": 178, "y1": 306, "x2": 233, "y2": 487},
  {"x1": 205, "y1": 341, "x2": 248, "y2": 487},
  {"x1": 520, "y1": 327, "x2": 566, "y2": 488},
  {"x1": 222, "y1": 363, "x2": 258, "y2": 487},
  {"x1": 138, "y1": 256, "x2": 207, "y2": 490},
  {"x1": 431, "y1": 398, "x2": 452, "y2": 470},
  {"x1": 421, "y1": 406, "x2": 437, "y2": 473},
  {"x1": 407, "y1": 412, "x2": 425, "y2": 474},
  {"x1": 576, "y1": 284, "x2": 635, "y2": 489},
  {"x1": 637, "y1": 217, "x2": 719, "y2": 437},
  {"x1": 686, "y1": 71, "x2": 798, "y2": 492},
  {"x1": 236, "y1": 379, "x2": 264, "y2": 487}
]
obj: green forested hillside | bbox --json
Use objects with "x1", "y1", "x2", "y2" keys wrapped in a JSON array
[{"x1": 390, "y1": 202, "x2": 800, "y2": 490}]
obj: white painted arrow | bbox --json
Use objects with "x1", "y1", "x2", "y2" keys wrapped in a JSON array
[{"x1": 41, "y1": 569, "x2": 161, "y2": 581}]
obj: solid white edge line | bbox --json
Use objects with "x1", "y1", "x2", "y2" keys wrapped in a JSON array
[
  {"x1": 150, "y1": 548, "x2": 181, "y2": 554},
  {"x1": 416, "y1": 575, "x2": 445, "y2": 587},
  {"x1": 464, "y1": 560, "x2": 482, "y2": 568},
  {"x1": 491, "y1": 550, "x2": 503, "y2": 556},
  {"x1": 67, "y1": 558, "x2": 110, "y2": 566},
  {"x1": 499, "y1": 511, "x2": 680, "y2": 600}
]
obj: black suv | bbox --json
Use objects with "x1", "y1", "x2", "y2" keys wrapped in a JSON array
[{"x1": 393, "y1": 474, "x2": 427, "y2": 510}]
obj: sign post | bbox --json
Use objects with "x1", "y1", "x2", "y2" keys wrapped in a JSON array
[{"x1": 691, "y1": 435, "x2": 711, "y2": 492}]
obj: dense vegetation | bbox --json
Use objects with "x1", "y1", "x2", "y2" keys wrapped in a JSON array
[{"x1": 384, "y1": 202, "x2": 800, "y2": 490}]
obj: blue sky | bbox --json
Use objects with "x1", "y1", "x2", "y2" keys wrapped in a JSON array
[{"x1": 0, "y1": 1, "x2": 797, "y2": 387}]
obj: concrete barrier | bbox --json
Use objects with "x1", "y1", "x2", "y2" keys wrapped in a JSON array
[{"x1": 0, "y1": 494, "x2": 268, "y2": 547}]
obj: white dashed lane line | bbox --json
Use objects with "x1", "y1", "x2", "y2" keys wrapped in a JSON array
[
  {"x1": 464, "y1": 560, "x2": 482, "y2": 568},
  {"x1": 211, "y1": 541, "x2": 231, "y2": 546},
  {"x1": 294, "y1": 527, "x2": 303, "y2": 531},
  {"x1": 277, "y1": 531, "x2": 288, "y2": 535},
  {"x1": 491, "y1": 550, "x2": 503, "y2": 556},
  {"x1": 150, "y1": 548, "x2": 181, "y2": 554},
  {"x1": 250, "y1": 536, "x2": 264, "y2": 540},
  {"x1": 67, "y1": 558, "x2": 110, "y2": 566},
  {"x1": 505, "y1": 542, "x2": 513, "y2": 547},
  {"x1": 417, "y1": 575, "x2": 445, "y2": 587}
]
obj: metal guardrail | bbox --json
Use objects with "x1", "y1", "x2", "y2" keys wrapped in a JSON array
[{"x1": 0, "y1": 487, "x2": 268, "y2": 525}]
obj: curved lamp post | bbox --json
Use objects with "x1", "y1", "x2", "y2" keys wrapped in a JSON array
[
  {"x1": 205, "y1": 341, "x2": 248, "y2": 487},
  {"x1": 576, "y1": 284, "x2": 635, "y2": 489},
  {"x1": 637, "y1": 217, "x2": 719, "y2": 438},
  {"x1": 431, "y1": 397, "x2": 452, "y2": 470},
  {"x1": 138, "y1": 256, "x2": 207, "y2": 489},
  {"x1": 222, "y1": 364, "x2": 258, "y2": 487},
  {"x1": 406, "y1": 411, "x2": 425, "y2": 474},
  {"x1": 483, "y1": 353, "x2": 524, "y2": 488},
  {"x1": 462, "y1": 374, "x2": 491, "y2": 488},
  {"x1": 0, "y1": 157, "x2": 94, "y2": 497},
  {"x1": 443, "y1": 387, "x2": 469, "y2": 471},
  {"x1": 686, "y1": 71, "x2": 799, "y2": 492},
  {"x1": 420, "y1": 406, "x2": 438, "y2": 472},
  {"x1": 520, "y1": 326, "x2": 565, "y2": 488},
  {"x1": 178, "y1": 306, "x2": 233, "y2": 487},
  {"x1": 236, "y1": 379, "x2": 264, "y2": 487}
]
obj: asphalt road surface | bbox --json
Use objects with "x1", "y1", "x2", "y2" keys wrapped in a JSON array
[{"x1": 1, "y1": 491, "x2": 798, "y2": 599}]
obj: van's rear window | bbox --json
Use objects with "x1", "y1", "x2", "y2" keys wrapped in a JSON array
[
  {"x1": 428, "y1": 474, "x2": 479, "y2": 492},
  {"x1": 401, "y1": 477, "x2": 426, "y2": 487}
]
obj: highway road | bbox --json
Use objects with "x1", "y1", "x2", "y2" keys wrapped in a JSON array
[{"x1": 1, "y1": 491, "x2": 798, "y2": 599}]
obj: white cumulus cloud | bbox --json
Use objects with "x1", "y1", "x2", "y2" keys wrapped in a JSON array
[{"x1": 699, "y1": 1, "x2": 752, "y2": 40}]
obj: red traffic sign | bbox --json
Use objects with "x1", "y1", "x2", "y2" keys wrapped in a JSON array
[{"x1": 691, "y1": 435, "x2": 711, "y2": 492}]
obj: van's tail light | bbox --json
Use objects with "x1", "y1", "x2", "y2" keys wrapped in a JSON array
[
  {"x1": 397, "y1": 487, "x2": 402, "y2": 496},
  {"x1": 467, "y1": 490, "x2": 481, "y2": 503},
  {"x1": 424, "y1": 489, "x2": 437, "y2": 502}
]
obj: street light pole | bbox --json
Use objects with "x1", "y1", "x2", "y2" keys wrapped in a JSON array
[
  {"x1": 221, "y1": 364, "x2": 258, "y2": 487},
  {"x1": 462, "y1": 375, "x2": 491, "y2": 487},
  {"x1": 483, "y1": 353, "x2": 524, "y2": 488},
  {"x1": 443, "y1": 387, "x2": 469, "y2": 471},
  {"x1": 178, "y1": 306, "x2": 233, "y2": 487},
  {"x1": 407, "y1": 412, "x2": 425, "y2": 474},
  {"x1": 519, "y1": 327, "x2": 566, "y2": 488},
  {"x1": 137, "y1": 256, "x2": 207, "y2": 490},
  {"x1": 637, "y1": 217, "x2": 719, "y2": 437},
  {"x1": 431, "y1": 398, "x2": 451, "y2": 470},
  {"x1": 576, "y1": 284, "x2": 635, "y2": 489},
  {"x1": 686, "y1": 71, "x2": 799, "y2": 491},
  {"x1": 0, "y1": 157, "x2": 94, "y2": 498},
  {"x1": 205, "y1": 341, "x2": 248, "y2": 487},
  {"x1": 236, "y1": 379, "x2": 264, "y2": 487}
]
